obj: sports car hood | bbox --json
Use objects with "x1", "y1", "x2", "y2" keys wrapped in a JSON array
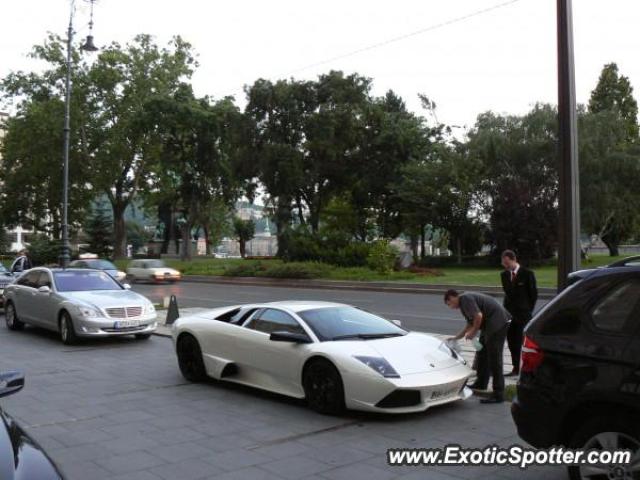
[
  {"x1": 349, "y1": 332, "x2": 461, "y2": 375},
  {"x1": 0, "y1": 409, "x2": 63, "y2": 480},
  {"x1": 58, "y1": 290, "x2": 148, "y2": 308}
]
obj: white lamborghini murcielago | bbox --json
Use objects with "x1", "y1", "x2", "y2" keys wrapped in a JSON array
[{"x1": 172, "y1": 301, "x2": 472, "y2": 414}]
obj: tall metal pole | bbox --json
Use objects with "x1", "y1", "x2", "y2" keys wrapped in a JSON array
[
  {"x1": 557, "y1": 0, "x2": 580, "y2": 291},
  {"x1": 60, "y1": 2, "x2": 74, "y2": 268}
]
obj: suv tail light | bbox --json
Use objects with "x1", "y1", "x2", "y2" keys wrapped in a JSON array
[{"x1": 521, "y1": 336, "x2": 544, "y2": 373}]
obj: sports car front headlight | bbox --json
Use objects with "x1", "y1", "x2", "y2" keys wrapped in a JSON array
[
  {"x1": 77, "y1": 305, "x2": 100, "y2": 318},
  {"x1": 354, "y1": 356, "x2": 400, "y2": 378}
]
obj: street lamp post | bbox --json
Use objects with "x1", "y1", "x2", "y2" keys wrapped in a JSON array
[
  {"x1": 556, "y1": 0, "x2": 581, "y2": 291},
  {"x1": 60, "y1": 0, "x2": 97, "y2": 268}
]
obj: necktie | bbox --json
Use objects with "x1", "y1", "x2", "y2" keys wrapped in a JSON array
[{"x1": 511, "y1": 271, "x2": 516, "y2": 282}]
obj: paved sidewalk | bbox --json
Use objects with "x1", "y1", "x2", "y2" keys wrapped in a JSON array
[
  {"x1": 155, "y1": 308, "x2": 519, "y2": 387},
  {"x1": 1, "y1": 314, "x2": 562, "y2": 480}
]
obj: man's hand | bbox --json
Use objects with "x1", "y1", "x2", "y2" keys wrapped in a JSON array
[{"x1": 464, "y1": 329, "x2": 477, "y2": 340}]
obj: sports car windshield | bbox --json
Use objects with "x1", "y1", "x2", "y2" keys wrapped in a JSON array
[
  {"x1": 54, "y1": 271, "x2": 123, "y2": 292},
  {"x1": 298, "y1": 307, "x2": 406, "y2": 341}
]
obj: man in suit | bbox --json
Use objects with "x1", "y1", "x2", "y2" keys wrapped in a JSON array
[{"x1": 501, "y1": 250, "x2": 538, "y2": 376}]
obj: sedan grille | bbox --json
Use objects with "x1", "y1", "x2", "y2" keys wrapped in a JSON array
[{"x1": 106, "y1": 306, "x2": 144, "y2": 318}]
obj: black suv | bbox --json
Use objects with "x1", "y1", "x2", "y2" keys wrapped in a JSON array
[{"x1": 512, "y1": 266, "x2": 640, "y2": 480}]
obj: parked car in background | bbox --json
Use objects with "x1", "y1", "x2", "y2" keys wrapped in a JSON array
[
  {"x1": 0, "y1": 264, "x2": 16, "y2": 307},
  {"x1": 173, "y1": 301, "x2": 472, "y2": 414},
  {"x1": 69, "y1": 257, "x2": 126, "y2": 283},
  {"x1": 567, "y1": 254, "x2": 640, "y2": 285},
  {"x1": 4, "y1": 268, "x2": 157, "y2": 344},
  {"x1": 512, "y1": 266, "x2": 640, "y2": 480},
  {"x1": 0, "y1": 370, "x2": 64, "y2": 479},
  {"x1": 126, "y1": 259, "x2": 181, "y2": 283}
]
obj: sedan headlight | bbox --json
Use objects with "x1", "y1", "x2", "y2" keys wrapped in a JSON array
[
  {"x1": 145, "y1": 303, "x2": 156, "y2": 315},
  {"x1": 77, "y1": 305, "x2": 100, "y2": 318},
  {"x1": 354, "y1": 356, "x2": 400, "y2": 378}
]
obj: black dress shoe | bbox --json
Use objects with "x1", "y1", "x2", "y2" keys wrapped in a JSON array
[
  {"x1": 480, "y1": 397, "x2": 504, "y2": 404},
  {"x1": 505, "y1": 370, "x2": 519, "y2": 377}
]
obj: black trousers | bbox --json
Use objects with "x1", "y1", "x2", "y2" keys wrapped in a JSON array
[
  {"x1": 475, "y1": 325, "x2": 508, "y2": 398},
  {"x1": 507, "y1": 314, "x2": 531, "y2": 372}
]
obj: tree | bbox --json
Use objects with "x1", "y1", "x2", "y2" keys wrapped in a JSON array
[
  {"x1": 467, "y1": 105, "x2": 559, "y2": 262},
  {"x1": 588, "y1": 63, "x2": 639, "y2": 143},
  {"x1": 195, "y1": 198, "x2": 233, "y2": 255},
  {"x1": 145, "y1": 85, "x2": 240, "y2": 260},
  {"x1": 84, "y1": 205, "x2": 113, "y2": 257},
  {"x1": 581, "y1": 63, "x2": 640, "y2": 255},
  {"x1": 233, "y1": 217, "x2": 255, "y2": 258},
  {"x1": 350, "y1": 91, "x2": 432, "y2": 240},
  {"x1": 579, "y1": 109, "x2": 640, "y2": 255},
  {"x1": 243, "y1": 77, "x2": 315, "y2": 256},
  {"x1": 395, "y1": 142, "x2": 480, "y2": 262},
  {"x1": 0, "y1": 34, "x2": 94, "y2": 237},
  {"x1": 86, "y1": 35, "x2": 197, "y2": 258}
]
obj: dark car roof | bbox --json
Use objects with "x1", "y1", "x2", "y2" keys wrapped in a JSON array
[{"x1": 572, "y1": 264, "x2": 640, "y2": 281}]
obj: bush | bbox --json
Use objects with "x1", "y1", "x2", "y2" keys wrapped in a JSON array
[
  {"x1": 221, "y1": 261, "x2": 330, "y2": 279},
  {"x1": 221, "y1": 262, "x2": 266, "y2": 277},
  {"x1": 285, "y1": 229, "x2": 371, "y2": 267},
  {"x1": 259, "y1": 262, "x2": 330, "y2": 279},
  {"x1": 366, "y1": 240, "x2": 399, "y2": 274}
]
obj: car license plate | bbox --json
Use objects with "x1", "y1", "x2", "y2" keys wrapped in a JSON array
[
  {"x1": 114, "y1": 320, "x2": 141, "y2": 329},
  {"x1": 430, "y1": 383, "x2": 462, "y2": 400}
]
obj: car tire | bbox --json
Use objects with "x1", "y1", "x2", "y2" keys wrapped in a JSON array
[
  {"x1": 135, "y1": 333, "x2": 151, "y2": 340},
  {"x1": 303, "y1": 359, "x2": 345, "y2": 415},
  {"x1": 177, "y1": 334, "x2": 207, "y2": 382},
  {"x1": 568, "y1": 415, "x2": 640, "y2": 480},
  {"x1": 5, "y1": 301, "x2": 25, "y2": 331},
  {"x1": 59, "y1": 311, "x2": 78, "y2": 345}
]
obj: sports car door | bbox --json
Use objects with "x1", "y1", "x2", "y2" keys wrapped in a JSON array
[{"x1": 237, "y1": 308, "x2": 310, "y2": 397}]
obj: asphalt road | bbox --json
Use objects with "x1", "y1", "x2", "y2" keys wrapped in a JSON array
[{"x1": 131, "y1": 281, "x2": 548, "y2": 336}]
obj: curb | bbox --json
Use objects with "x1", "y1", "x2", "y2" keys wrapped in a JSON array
[{"x1": 179, "y1": 275, "x2": 557, "y2": 299}]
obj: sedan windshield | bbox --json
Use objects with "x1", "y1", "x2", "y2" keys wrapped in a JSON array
[
  {"x1": 86, "y1": 260, "x2": 117, "y2": 270},
  {"x1": 54, "y1": 271, "x2": 123, "y2": 292},
  {"x1": 298, "y1": 307, "x2": 406, "y2": 341}
]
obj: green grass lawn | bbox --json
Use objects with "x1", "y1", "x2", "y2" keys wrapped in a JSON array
[{"x1": 114, "y1": 254, "x2": 625, "y2": 288}]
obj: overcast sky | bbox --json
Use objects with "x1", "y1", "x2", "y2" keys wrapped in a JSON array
[{"x1": 1, "y1": 0, "x2": 638, "y2": 129}]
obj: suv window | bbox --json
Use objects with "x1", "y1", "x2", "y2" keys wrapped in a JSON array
[
  {"x1": 591, "y1": 279, "x2": 640, "y2": 332},
  {"x1": 245, "y1": 308, "x2": 306, "y2": 335}
]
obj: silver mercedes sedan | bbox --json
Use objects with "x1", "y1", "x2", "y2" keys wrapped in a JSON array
[{"x1": 3, "y1": 268, "x2": 157, "y2": 344}]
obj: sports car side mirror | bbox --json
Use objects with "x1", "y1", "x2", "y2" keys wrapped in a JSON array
[
  {"x1": 38, "y1": 286, "x2": 51, "y2": 294},
  {"x1": 392, "y1": 319, "x2": 402, "y2": 327},
  {"x1": 123, "y1": 284, "x2": 132, "y2": 290},
  {"x1": 0, "y1": 371, "x2": 25, "y2": 398},
  {"x1": 270, "y1": 331, "x2": 312, "y2": 344}
]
